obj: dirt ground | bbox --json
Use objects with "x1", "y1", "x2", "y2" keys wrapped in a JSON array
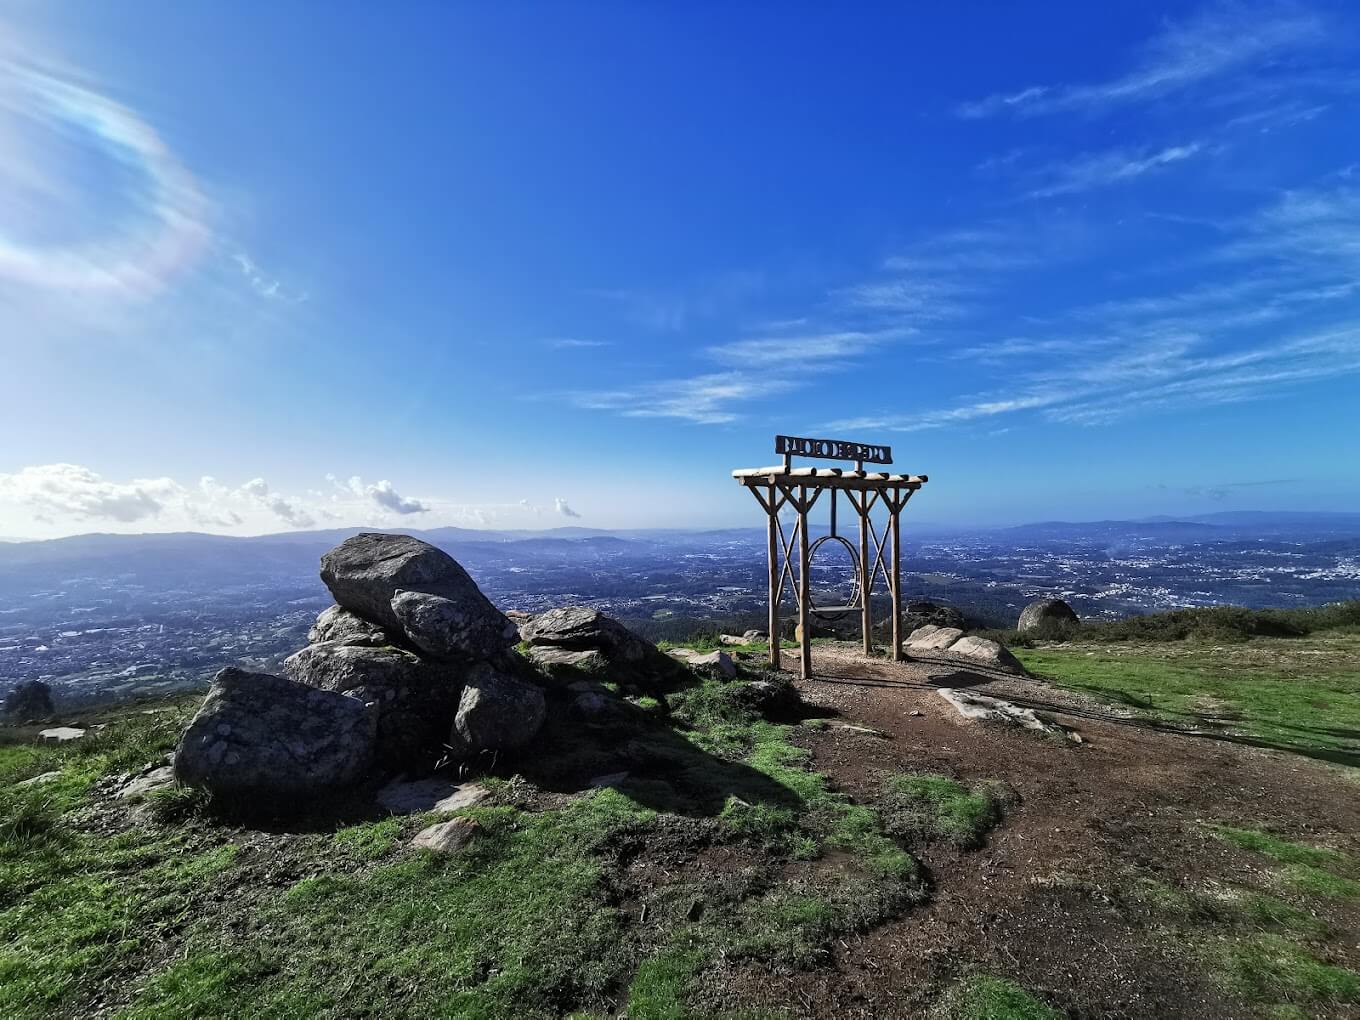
[{"x1": 715, "y1": 644, "x2": 1360, "y2": 1019}]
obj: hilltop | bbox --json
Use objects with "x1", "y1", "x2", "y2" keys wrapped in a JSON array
[{"x1": 2, "y1": 592, "x2": 1358, "y2": 1018}]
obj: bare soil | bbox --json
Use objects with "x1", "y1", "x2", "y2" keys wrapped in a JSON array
[{"x1": 714, "y1": 644, "x2": 1360, "y2": 1019}]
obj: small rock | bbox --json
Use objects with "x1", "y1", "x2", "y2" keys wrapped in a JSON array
[
  {"x1": 38, "y1": 726, "x2": 85, "y2": 743},
  {"x1": 741, "y1": 629, "x2": 768, "y2": 641},
  {"x1": 412, "y1": 816, "x2": 481, "y2": 853},
  {"x1": 908, "y1": 626, "x2": 964, "y2": 651},
  {"x1": 718, "y1": 634, "x2": 749, "y2": 646},
  {"x1": 118, "y1": 766, "x2": 176, "y2": 801},
  {"x1": 17, "y1": 770, "x2": 61, "y2": 788},
  {"x1": 937, "y1": 687, "x2": 1080, "y2": 742},
  {"x1": 377, "y1": 777, "x2": 490, "y2": 814},
  {"x1": 829, "y1": 721, "x2": 888, "y2": 738},
  {"x1": 667, "y1": 648, "x2": 736, "y2": 678},
  {"x1": 948, "y1": 635, "x2": 1026, "y2": 674}
]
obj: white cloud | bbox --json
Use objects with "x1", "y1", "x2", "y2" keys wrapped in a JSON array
[
  {"x1": 0, "y1": 464, "x2": 176, "y2": 523},
  {"x1": 1024, "y1": 144, "x2": 1207, "y2": 198},
  {"x1": 554, "y1": 497, "x2": 581, "y2": 519},
  {"x1": 348, "y1": 477, "x2": 429, "y2": 516},
  {"x1": 956, "y1": 4, "x2": 1327, "y2": 119}
]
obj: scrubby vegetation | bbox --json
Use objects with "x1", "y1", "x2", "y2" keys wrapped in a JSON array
[
  {"x1": 0, "y1": 666, "x2": 995, "y2": 1018},
  {"x1": 981, "y1": 600, "x2": 1360, "y2": 648}
]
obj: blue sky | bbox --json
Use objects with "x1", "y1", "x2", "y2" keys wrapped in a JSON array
[{"x1": 1, "y1": 1, "x2": 1358, "y2": 537}]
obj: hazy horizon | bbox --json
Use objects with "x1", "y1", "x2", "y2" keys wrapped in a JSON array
[{"x1": 3, "y1": 3, "x2": 1359, "y2": 539}]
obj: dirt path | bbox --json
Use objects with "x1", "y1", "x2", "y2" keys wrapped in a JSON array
[{"x1": 720, "y1": 644, "x2": 1360, "y2": 1019}]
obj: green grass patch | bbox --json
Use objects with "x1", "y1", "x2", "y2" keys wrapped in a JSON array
[
  {"x1": 1209, "y1": 826, "x2": 1343, "y2": 868},
  {"x1": 881, "y1": 773, "x2": 1005, "y2": 849},
  {"x1": 1015, "y1": 636, "x2": 1360, "y2": 760},
  {"x1": 1221, "y1": 934, "x2": 1360, "y2": 1008},
  {"x1": 943, "y1": 974, "x2": 1064, "y2": 1019}
]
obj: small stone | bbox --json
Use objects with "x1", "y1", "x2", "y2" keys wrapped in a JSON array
[
  {"x1": 908, "y1": 627, "x2": 964, "y2": 651},
  {"x1": 38, "y1": 726, "x2": 86, "y2": 743},
  {"x1": 118, "y1": 766, "x2": 177, "y2": 801},
  {"x1": 412, "y1": 816, "x2": 481, "y2": 853},
  {"x1": 17, "y1": 770, "x2": 61, "y2": 788},
  {"x1": 667, "y1": 648, "x2": 736, "y2": 678},
  {"x1": 435, "y1": 784, "x2": 491, "y2": 811},
  {"x1": 377, "y1": 777, "x2": 491, "y2": 814}
]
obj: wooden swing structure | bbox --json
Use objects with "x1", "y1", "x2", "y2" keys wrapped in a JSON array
[{"x1": 733, "y1": 435, "x2": 928, "y2": 680}]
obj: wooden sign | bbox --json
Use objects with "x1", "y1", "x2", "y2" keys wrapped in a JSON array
[{"x1": 775, "y1": 435, "x2": 892, "y2": 465}]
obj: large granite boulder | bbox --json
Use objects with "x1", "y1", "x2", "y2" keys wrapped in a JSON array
[
  {"x1": 319, "y1": 533, "x2": 517, "y2": 660},
  {"x1": 1017, "y1": 598, "x2": 1080, "y2": 634},
  {"x1": 308, "y1": 605, "x2": 391, "y2": 647},
  {"x1": 391, "y1": 589, "x2": 519, "y2": 662},
  {"x1": 519, "y1": 606, "x2": 651, "y2": 661},
  {"x1": 283, "y1": 642, "x2": 461, "y2": 768},
  {"x1": 448, "y1": 662, "x2": 546, "y2": 758},
  {"x1": 3, "y1": 680, "x2": 54, "y2": 720},
  {"x1": 175, "y1": 668, "x2": 376, "y2": 800},
  {"x1": 905, "y1": 600, "x2": 965, "y2": 631}
]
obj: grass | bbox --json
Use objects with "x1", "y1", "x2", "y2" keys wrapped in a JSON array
[
  {"x1": 881, "y1": 773, "x2": 1007, "y2": 849},
  {"x1": 0, "y1": 671, "x2": 933, "y2": 1018},
  {"x1": 1208, "y1": 824, "x2": 1359, "y2": 901},
  {"x1": 1014, "y1": 631, "x2": 1360, "y2": 762},
  {"x1": 942, "y1": 975, "x2": 1064, "y2": 1019},
  {"x1": 1221, "y1": 935, "x2": 1360, "y2": 1008}
]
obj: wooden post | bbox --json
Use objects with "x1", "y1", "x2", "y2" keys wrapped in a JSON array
[
  {"x1": 856, "y1": 491, "x2": 872, "y2": 657},
  {"x1": 890, "y1": 489, "x2": 903, "y2": 662},
  {"x1": 766, "y1": 482, "x2": 780, "y2": 670},
  {"x1": 797, "y1": 485, "x2": 813, "y2": 680}
]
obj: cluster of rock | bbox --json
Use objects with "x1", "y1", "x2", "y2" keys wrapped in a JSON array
[
  {"x1": 176, "y1": 533, "x2": 642, "y2": 802},
  {"x1": 904, "y1": 625, "x2": 1026, "y2": 674}
]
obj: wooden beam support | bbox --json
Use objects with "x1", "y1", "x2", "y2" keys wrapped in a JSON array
[
  {"x1": 766, "y1": 482, "x2": 780, "y2": 670},
  {"x1": 855, "y1": 489, "x2": 873, "y2": 657},
  {"x1": 797, "y1": 484, "x2": 813, "y2": 680}
]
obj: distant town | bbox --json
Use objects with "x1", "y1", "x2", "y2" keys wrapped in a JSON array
[{"x1": 3, "y1": 512, "x2": 1358, "y2": 710}]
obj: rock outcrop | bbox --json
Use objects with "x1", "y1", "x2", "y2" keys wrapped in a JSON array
[
  {"x1": 449, "y1": 662, "x2": 546, "y2": 757},
  {"x1": 1017, "y1": 598, "x2": 1080, "y2": 634},
  {"x1": 4, "y1": 679, "x2": 54, "y2": 721},
  {"x1": 283, "y1": 642, "x2": 460, "y2": 768},
  {"x1": 320, "y1": 532, "x2": 518, "y2": 659},
  {"x1": 520, "y1": 606, "x2": 678, "y2": 687},
  {"x1": 175, "y1": 668, "x2": 377, "y2": 799}
]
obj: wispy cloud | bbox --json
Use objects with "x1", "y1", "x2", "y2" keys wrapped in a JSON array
[
  {"x1": 545, "y1": 338, "x2": 611, "y2": 349},
  {"x1": 0, "y1": 56, "x2": 209, "y2": 297},
  {"x1": 957, "y1": 3, "x2": 1327, "y2": 119},
  {"x1": 836, "y1": 183, "x2": 1360, "y2": 433},
  {"x1": 570, "y1": 372, "x2": 798, "y2": 425},
  {"x1": 232, "y1": 252, "x2": 306, "y2": 302},
  {"x1": 706, "y1": 329, "x2": 908, "y2": 368},
  {"x1": 1024, "y1": 143, "x2": 1208, "y2": 198}
]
